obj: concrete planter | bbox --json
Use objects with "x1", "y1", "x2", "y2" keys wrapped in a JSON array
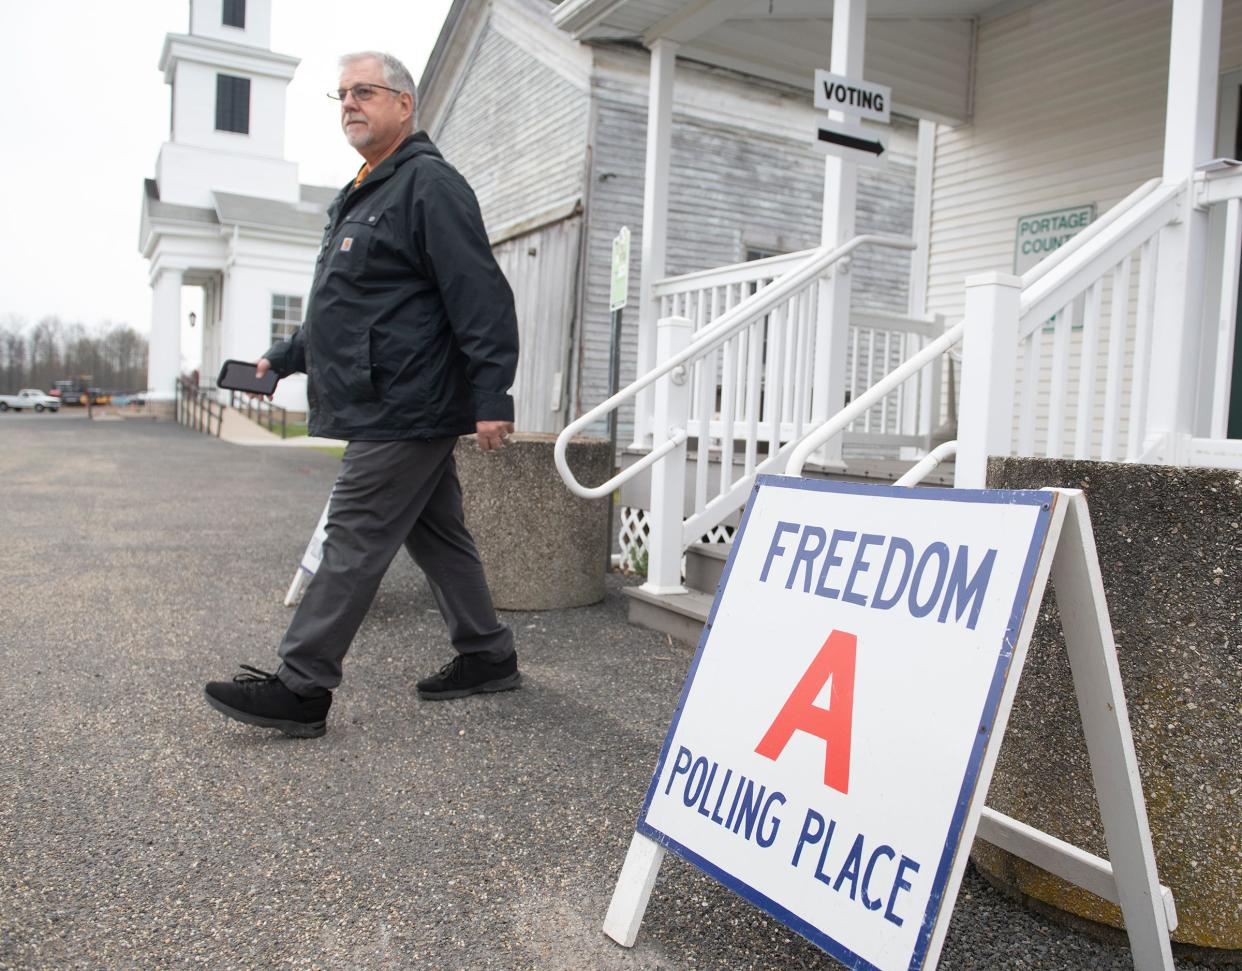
[
  {"x1": 980, "y1": 457, "x2": 1242, "y2": 956},
  {"x1": 454, "y1": 433, "x2": 611, "y2": 611}
]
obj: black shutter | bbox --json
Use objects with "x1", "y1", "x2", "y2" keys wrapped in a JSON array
[
  {"x1": 223, "y1": 0, "x2": 245, "y2": 28},
  {"x1": 215, "y1": 75, "x2": 250, "y2": 134}
]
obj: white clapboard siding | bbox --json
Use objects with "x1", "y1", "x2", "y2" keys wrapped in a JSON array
[
  {"x1": 434, "y1": 23, "x2": 590, "y2": 235},
  {"x1": 574, "y1": 50, "x2": 917, "y2": 439},
  {"x1": 927, "y1": 0, "x2": 1242, "y2": 459}
]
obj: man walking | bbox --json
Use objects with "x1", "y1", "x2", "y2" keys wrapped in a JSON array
[{"x1": 204, "y1": 51, "x2": 520, "y2": 738}]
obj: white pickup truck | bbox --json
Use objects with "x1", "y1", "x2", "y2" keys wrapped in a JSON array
[{"x1": 0, "y1": 389, "x2": 61, "y2": 412}]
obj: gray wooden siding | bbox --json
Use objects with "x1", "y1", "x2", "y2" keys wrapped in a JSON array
[
  {"x1": 431, "y1": 20, "x2": 590, "y2": 434},
  {"x1": 434, "y1": 24, "x2": 590, "y2": 235},
  {"x1": 575, "y1": 62, "x2": 916, "y2": 437},
  {"x1": 492, "y1": 216, "x2": 583, "y2": 433}
]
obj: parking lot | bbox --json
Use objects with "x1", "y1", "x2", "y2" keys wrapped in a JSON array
[{"x1": 0, "y1": 416, "x2": 1228, "y2": 970}]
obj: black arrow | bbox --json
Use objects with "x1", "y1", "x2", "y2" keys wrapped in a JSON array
[{"x1": 817, "y1": 127, "x2": 885, "y2": 158}]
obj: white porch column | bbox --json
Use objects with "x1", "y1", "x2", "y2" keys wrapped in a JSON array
[
  {"x1": 147, "y1": 267, "x2": 183, "y2": 399},
  {"x1": 642, "y1": 316, "x2": 692, "y2": 595},
  {"x1": 633, "y1": 38, "x2": 678, "y2": 449},
  {"x1": 810, "y1": 0, "x2": 867, "y2": 469},
  {"x1": 1146, "y1": 0, "x2": 1221, "y2": 462},
  {"x1": 956, "y1": 273, "x2": 1021, "y2": 489},
  {"x1": 908, "y1": 119, "x2": 937, "y2": 320}
]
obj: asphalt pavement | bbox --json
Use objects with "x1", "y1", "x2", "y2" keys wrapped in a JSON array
[{"x1": 0, "y1": 411, "x2": 1231, "y2": 970}]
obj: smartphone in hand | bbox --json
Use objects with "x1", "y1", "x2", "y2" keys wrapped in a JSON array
[{"x1": 217, "y1": 360, "x2": 279, "y2": 395}]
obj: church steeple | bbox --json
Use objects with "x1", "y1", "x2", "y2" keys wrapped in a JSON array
[
  {"x1": 189, "y1": 0, "x2": 272, "y2": 49},
  {"x1": 155, "y1": 0, "x2": 300, "y2": 207}
]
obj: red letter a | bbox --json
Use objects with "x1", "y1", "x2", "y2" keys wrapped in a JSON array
[{"x1": 755, "y1": 629, "x2": 857, "y2": 794}]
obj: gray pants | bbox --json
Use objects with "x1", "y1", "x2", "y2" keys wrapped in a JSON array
[{"x1": 276, "y1": 437, "x2": 513, "y2": 696}]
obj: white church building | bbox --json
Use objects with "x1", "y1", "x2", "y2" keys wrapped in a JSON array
[{"x1": 139, "y1": 0, "x2": 333, "y2": 413}]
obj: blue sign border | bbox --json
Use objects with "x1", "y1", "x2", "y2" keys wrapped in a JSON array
[{"x1": 634, "y1": 476, "x2": 1056, "y2": 971}]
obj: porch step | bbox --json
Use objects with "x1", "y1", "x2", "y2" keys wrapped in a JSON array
[
  {"x1": 685, "y1": 541, "x2": 730, "y2": 594},
  {"x1": 623, "y1": 542, "x2": 730, "y2": 645},
  {"x1": 623, "y1": 585, "x2": 715, "y2": 646},
  {"x1": 622, "y1": 458, "x2": 954, "y2": 645}
]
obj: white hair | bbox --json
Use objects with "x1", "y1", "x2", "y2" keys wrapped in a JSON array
[{"x1": 339, "y1": 51, "x2": 418, "y2": 131}]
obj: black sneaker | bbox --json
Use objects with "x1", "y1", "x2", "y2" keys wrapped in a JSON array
[
  {"x1": 416, "y1": 652, "x2": 520, "y2": 700},
  {"x1": 203, "y1": 665, "x2": 331, "y2": 738}
]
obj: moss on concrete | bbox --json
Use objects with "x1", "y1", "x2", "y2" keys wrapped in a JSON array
[{"x1": 978, "y1": 458, "x2": 1242, "y2": 953}]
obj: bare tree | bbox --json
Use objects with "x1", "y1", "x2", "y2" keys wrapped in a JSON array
[
  {"x1": 0, "y1": 314, "x2": 27, "y2": 392},
  {"x1": 0, "y1": 314, "x2": 148, "y2": 394}
]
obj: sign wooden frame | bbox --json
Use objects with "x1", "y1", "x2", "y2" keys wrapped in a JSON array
[
  {"x1": 603, "y1": 483, "x2": 1175, "y2": 971},
  {"x1": 284, "y1": 492, "x2": 332, "y2": 607}
]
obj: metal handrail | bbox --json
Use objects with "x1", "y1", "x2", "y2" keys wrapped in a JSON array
[
  {"x1": 786, "y1": 179, "x2": 1184, "y2": 479},
  {"x1": 894, "y1": 440, "x2": 959, "y2": 487},
  {"x1": 230, "y1": 390, "x2": 289, "y2": 439},
  {"x1": 175, "y1": 378, "x2": 225, "y2": 437},
  {"x1": 1017, "y1": 178, "x2": 1160, "y2": 289},
  {"x1": 786, "y1": 321, "x2": 966, "y2": 476},
  {"x1": 651, "y1": 246, "x2": 817, "y2": 296},
  {"x1": 554, "y1": 233, "x2": 918, "y2": 499},
  {"x1": 1018, "y1": 180, "x2": 1183, "y2": 334}
]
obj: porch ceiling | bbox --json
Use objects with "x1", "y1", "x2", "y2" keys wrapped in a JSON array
[{"x1": 552, "y1": 0, "x2": 1039, "y2": 124}]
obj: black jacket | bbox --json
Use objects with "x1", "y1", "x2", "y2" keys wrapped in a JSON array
[{"x1": 265, "y1": 133, "x2": 519, "y2": 440}]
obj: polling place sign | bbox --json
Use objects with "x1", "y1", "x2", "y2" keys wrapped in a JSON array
[{"x1": 637, "y1": 477, "x2": 1055, "y2": 971}]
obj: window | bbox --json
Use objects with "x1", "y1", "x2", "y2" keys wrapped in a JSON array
[
  {"x1": 215, "y1": 74, "x2": 250, "y2": 134},
  {"x1": 222, "y1": 0, "x2": 245, "y2": 28},
  {"x1": 270, "y1": 295, "x2": 304, "y2": 345}
]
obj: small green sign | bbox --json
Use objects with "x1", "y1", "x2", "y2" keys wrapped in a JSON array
[
  {"x1": 610, "y1": 226, "x2": 631, "y2": 312},
  {"x1": 1014, "y1": 203, "x2": 1095, "y2": 275}
]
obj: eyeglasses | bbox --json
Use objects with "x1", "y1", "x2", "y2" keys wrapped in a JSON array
[{"x1": 327, "y1": 83, "x2": 403, "y2": 103}]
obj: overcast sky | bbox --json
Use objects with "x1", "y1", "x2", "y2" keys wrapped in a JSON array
[{"x1": 0, "y1": 0, "x2": 455, "y2": 342}]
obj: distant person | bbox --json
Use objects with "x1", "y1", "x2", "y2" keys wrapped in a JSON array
[{"x1": 204, "y1": 51, "x2": 520, "y2": 738}]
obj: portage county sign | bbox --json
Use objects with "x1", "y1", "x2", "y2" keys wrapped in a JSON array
[{"x1": 1014, "y1": 203, "x2": 1095, "y2": 275}]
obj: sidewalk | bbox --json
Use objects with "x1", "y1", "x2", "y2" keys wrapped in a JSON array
[
  {"x1": 0, "y1": 415, "x2": 1220, "y2": 970},
  {"x1": 217, "y1": 405, "x2": 345, "y2": 449}
]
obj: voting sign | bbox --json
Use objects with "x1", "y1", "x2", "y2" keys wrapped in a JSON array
[{"x1": 637, "y1": 477, "x2": 1056, "y2": 971}]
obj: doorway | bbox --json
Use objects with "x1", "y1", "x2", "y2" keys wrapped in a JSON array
[{"x1": 1216, "y1": 70, "x2": 1242, "y2": 437}]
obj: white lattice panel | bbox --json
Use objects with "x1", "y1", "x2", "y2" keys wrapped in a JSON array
[
  {"x1": 619, "y1": 507, "x2": 735, "y2": 576},
  {"x1": 618, "y1": 506, "x2": 650, "y2": 573}
]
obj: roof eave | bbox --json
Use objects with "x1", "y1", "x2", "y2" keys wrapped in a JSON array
[
  {"x1": 551, "y1": 0, "x2": 632, "y2": 37},
  {"x1": 418, "y1": 0, "x2": 472, "y2": 95}
]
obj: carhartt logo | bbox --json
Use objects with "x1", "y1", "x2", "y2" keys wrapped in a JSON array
[{"x1": 341, "y1": 237, "x2": 354, "y2": 252}]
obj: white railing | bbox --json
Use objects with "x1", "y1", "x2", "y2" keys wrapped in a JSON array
[
  {"x1": 1192, "y1": 163, "x2": 1242, "y2": 469},
  {"x1": 554, "y1": 233, "x2": 918, "y2": 590},
  {"x1": 653, "y1": 254, "x2": 943, "y2": 460},
  {"x1": 1011, "y1": 181, "x2": 1184, "y2": 463},
  {"x1": 556, "y1": 234, "x2": 918, "y2": 498},
  {"x1": 1005, "y1": 170, "x2": 1242, "y2": 470},
  {"x1": 557, "y1": 169, "x2": 1242, "y2": 594},
  {"x1": 789, "y1": 177, "x2": 1200, "y2": 488},
  {"x1": 653, "y1": 248, "x2": 815, "y2": 322},
  {"x1": 787, "y1": 322, "x2": 965, "y2": 476}
]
